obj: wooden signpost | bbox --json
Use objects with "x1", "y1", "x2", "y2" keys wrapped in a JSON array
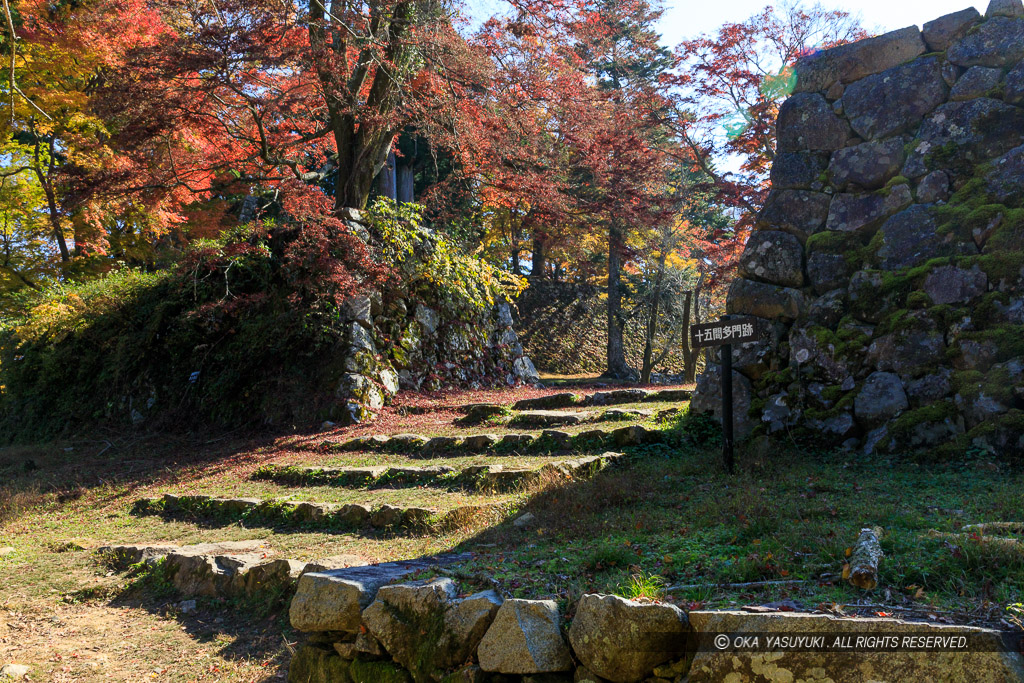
[{"x1": 690, "y1": 316, "x2": 760, "y2": 474}]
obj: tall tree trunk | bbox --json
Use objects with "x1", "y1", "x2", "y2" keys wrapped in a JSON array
[
  {"x1": 397, "y1": 162, "x2": 415, "y2": 202},
  {"x1": 531, "y1": 229, "x2": 547, "y2": 279},
  {"x1": 378, "y1": 150, "x2": 397, "y2": 200},
  {"x1": 641, "y1": 251, "x2": 668, "y2": 384},
  {"x1": 605, "y1": 220, "x2": 632, "y2": 379},
  {"x1": 681, "y1": 290, "x2": 698, "y2": 383}
]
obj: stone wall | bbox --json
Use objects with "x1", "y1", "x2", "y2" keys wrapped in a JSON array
[
  {"x1": 694, "y1": 0, "x2": 1024, "y2": 457},
  {"x1": 334, "y1": 210, "x2": 539, "y2": 424}
]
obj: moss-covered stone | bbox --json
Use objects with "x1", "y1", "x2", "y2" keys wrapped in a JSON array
[
  {"x1": 349, "y1": 659, "x2": 412, "y2": 683},
  {"x1": 288, "y1": 645, "x2": 353, "y2": 683}
]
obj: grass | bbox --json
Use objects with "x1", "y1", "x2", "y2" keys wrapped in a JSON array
[{"x1": 0, "y1": 388, "x2": 1022, "y2": 680}]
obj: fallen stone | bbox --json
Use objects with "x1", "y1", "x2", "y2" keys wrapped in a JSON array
[
  {"x1": 0, "y1": 664, "x2": 30, "y2": 680},
  {"x1": 513, "y1": 512, "x2": 537, "y2": 529},
  {"x1": 922, "y1": 7, "x2": 981, "y2": 51},
  {"x1": 478, "y1": 599, "x2": 572, "y2": 674},
  {"x1": 289, "y1": 554, "x2": 472, "y2": 633},
  {"x1": 513, "y1": 393, "x2": 582, "y2": 410},
  {"x1": 568, "y1": 594, "x2": 689, "y2": 683},
  {"x1": 511, "y1": 410, "x2": 585, "y2": 428},
  {"x1": 687, "y1": 610, "x2": 1024, "y2": 683}
]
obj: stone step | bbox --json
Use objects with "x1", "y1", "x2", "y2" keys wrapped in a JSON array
[
  {"x1": 335, "y1": 424, "x2": 661, "y2": 455},
  {"x1": 131, "y1": 494, "x2": 502, "y2": 534},
  {"x1": 508, "y1": 410, "x2": 587, "y2": 428},
  {"x1": 96, "y1": 541, "x2": 467, "y2": 601},
  {"x1": 252, "y1": 452, "x2": 627, "y2": 492},
  {"x1": 505, "y1": 387, "x2": 691, "y2": 412}
]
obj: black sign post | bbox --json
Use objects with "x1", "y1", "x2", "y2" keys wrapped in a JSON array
[{"x1": 691, "y1": 316, "x2": 759, "y2": 475}]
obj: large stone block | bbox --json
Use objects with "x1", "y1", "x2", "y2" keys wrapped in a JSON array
[
  {"x1": 985, "y1": 144, "x2": 1024, "y2": 206},
  {"x1": 769, "y1": 152, "x2": 829, "y2": 191},
  {"x1": 793, "y1": 26, "x2": 926, "y2": 93},
  {"x1": 362, "y1": 579, "x2": 501, "y2": 682},
  {"x1": 776, "y1": 93, "x2": 852, "y2": 152},
  {"x1": 903, "y1": 99, "x2": 1024, "y2": 178},
  {"x1": 477, "y1": 599, "x2": 572, "y2": 674},
  {"x1": 950, "y1": 66, "x2": 1003, "y2": 101},
  {"x1": 924, "y1": 264, "x2": 989, "y2": 304},
  {"x1": 854, "y1": 371, "x2": 909, "y2": 424},
  {"x1": 687, "y1": 610, "x2": 1024, "y2": 683},
  {"x1": 843, "y1": 57, "x2": 948, "y2": 140},
  {"x1": 1005, "y1": 60, "x2": 1024, "y2": 104},
  {"x1": 826, "y1": 185, "x2": 912, "y2": 234},
  {"x1": 691, "y1": 364, "x2": 754, "y2": 439},
  {"x1": 567, "y1": 594, "x2": 689, "y2": 683},
  {"x1": 738, "y1": 230, "x2": 805, "y2": 288},
  {"x1": 727, "y1": 278, "x2": 806, "y2": 321},
  {"x1": 948, "y1": 16, "x2": 1024, "y2": 67},
  {"x1": 876, "y1": 205, "x2": 977, "y2": 270},
  {"x1": 828, "y1": 138, "x2": 906, "y2": 190},
  {"x1": 807, "y1": 253, "x2": 853, "y2": 296},
  {"x1": 757, "y1": 190, "x2": 831, "y2": 242},
  {"x1": 922, "y1": 8, "x2": 982, "y2": 51}
]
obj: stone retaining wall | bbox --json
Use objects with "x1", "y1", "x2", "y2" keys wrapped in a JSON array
[
  {"x1": 287, "y1": 572, "x2": 1024, "y2": 683},
  {"x1": 694, "y1": 0, "x2": 1024, "y2": 456}
]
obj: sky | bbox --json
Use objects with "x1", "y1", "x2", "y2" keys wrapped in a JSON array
[{"x1": 469, "y1": 1, "x2": 990, "y2": 47}]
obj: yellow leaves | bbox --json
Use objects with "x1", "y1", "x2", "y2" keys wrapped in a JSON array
[{"x1": 841, "y1": 563, "x2": 851, "y2": 580}]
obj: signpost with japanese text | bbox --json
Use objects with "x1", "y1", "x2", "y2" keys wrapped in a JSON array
[{"x1": 690, "y1": 316, "x2": 760, "y2": 474}]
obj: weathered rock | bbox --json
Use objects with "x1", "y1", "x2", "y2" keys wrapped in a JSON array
[
  {"x1": 806, "y1": 288, "x2": 847, "y2": 327},
  {"x1": 793, "y1": 26, "x2": 926, "y2": 93},
  {"x1": 289, "y1": 555, "x2": 471, "y2": 633},
  {"x1": 514, "y1": 393, "x2": 582, "y2": 410},
  {"x1": 496, "y1": 302, "x2": 515, "y2": 327},
  {"x1": 988, "y1": 0, "x2": 1024, "y2": 18},
  {"x1": 769, "y1": 152, "x2": 829, "y2": 191},
  {"x1": 738, "y1": 230, "x2": 804, "y2": 288},
  {"x1": 423, "y1": 436, "x2": 463, "y2": 453},
  {"x1": 808, "y1": 411, "x2": 857, "y2": 440},
  {"x1": 542, "y1": 430, "x2": 573, "y2": 449},
  {"x1": 951, "y1": 65, "x2": 1003, "y2": 101},
  {"x1": 477, "y1": 599, "x2": 572, "y2": 674},
  {"x1": 1005, "y1": 61, "x2": 1024, "y2": 104},
  {"x1": 904, "y1": 99, "x2": 1024, "y2": 179},
  {"x1": 567, "y1": 594, "x2": 689, "y2": 683},
  {"x1": 389, "y1": 434, "x2": 429, "y2": 450},
  {"x1": 512, "y1": 410, "x2": 585, "y2": 428},
  {"x1": 789, "y1": 327, "x2": 854, "y2": 383},
  {"x1": 0, "y1": 665, "x2": 30, "y2": 680},
  {"x1": 349, "y1": 322, "x2": 376, "y2": 352},
  {"x1": 514, "y1": 356, "x2": 541, "y2": 383},
  {"x1": 727, "y1": 278, "x2": 805, "y2": 321},
  {"x1": 776, "y1": 93, "x2": 851, "y2": 152},
  {"x1": 611, "y1": 425, "x2": 652, "y2": 446},
  {"x1": 825, "y1": 184, "x2": 912, "y2": 234},
  {"x1": 686, "y1": 610, "x2": 1024, "y2": 683},
  {"x1": 985, "y1": 144, "x2": 1024, "y2": 206},
  {"x1": 865, "y1": 330, "x2": 946, "y2": 376},
  {"x1": 855, "y1": 372, "x2": 909, "y2": 425},
  {"x1": 906, "y1": 368, "x2": 954, "y2": 406},
  {"x1": 415, "y1": 304, "x2": 440, "y2": 335},
  {"x1": 922, "y1": 7, "x2": 982, "y2": 51},
  {"x1": 761, "y1": 392, "x2": 796, "y2": 434},
  {"x1": 828, "y1": 138, "x2": 906, "y2": 190},
  {"x1": 916, "y1": 170, "x2": 950, "y2": 204},
  {"x1": 691, "y1": 365, "x2": 754, "y2": 439},
  {"x1": 362, "y1": 579, "x2": 502, "y2": 682},
  {"x1": 288, "y1": 645, "x2": 353, "y2": 683},
  {"x1": 807, "y1": 253, "x2": 852, "y2": 296},
  {"x1": 924, "y1": 264, "x2": 988, "y2": 305},
  {"x1": 949, "y1": 16, "x2": 1024, "y2": 67},
  {"x1": 349, "y1": 659, "x2": 412, "y2": 683},
  {"x1": 876, "y1": 205, "x2": 975, "y2": 271},
  {"x1": 843, "y1": 57, "x2": 948, "y2": 140},
  {"x1": 956, "y1": 339, "x2": 1001, "y2": 371},
  {"x1": 757, "y1": 190, "x2": 831, "y2": 242}
]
